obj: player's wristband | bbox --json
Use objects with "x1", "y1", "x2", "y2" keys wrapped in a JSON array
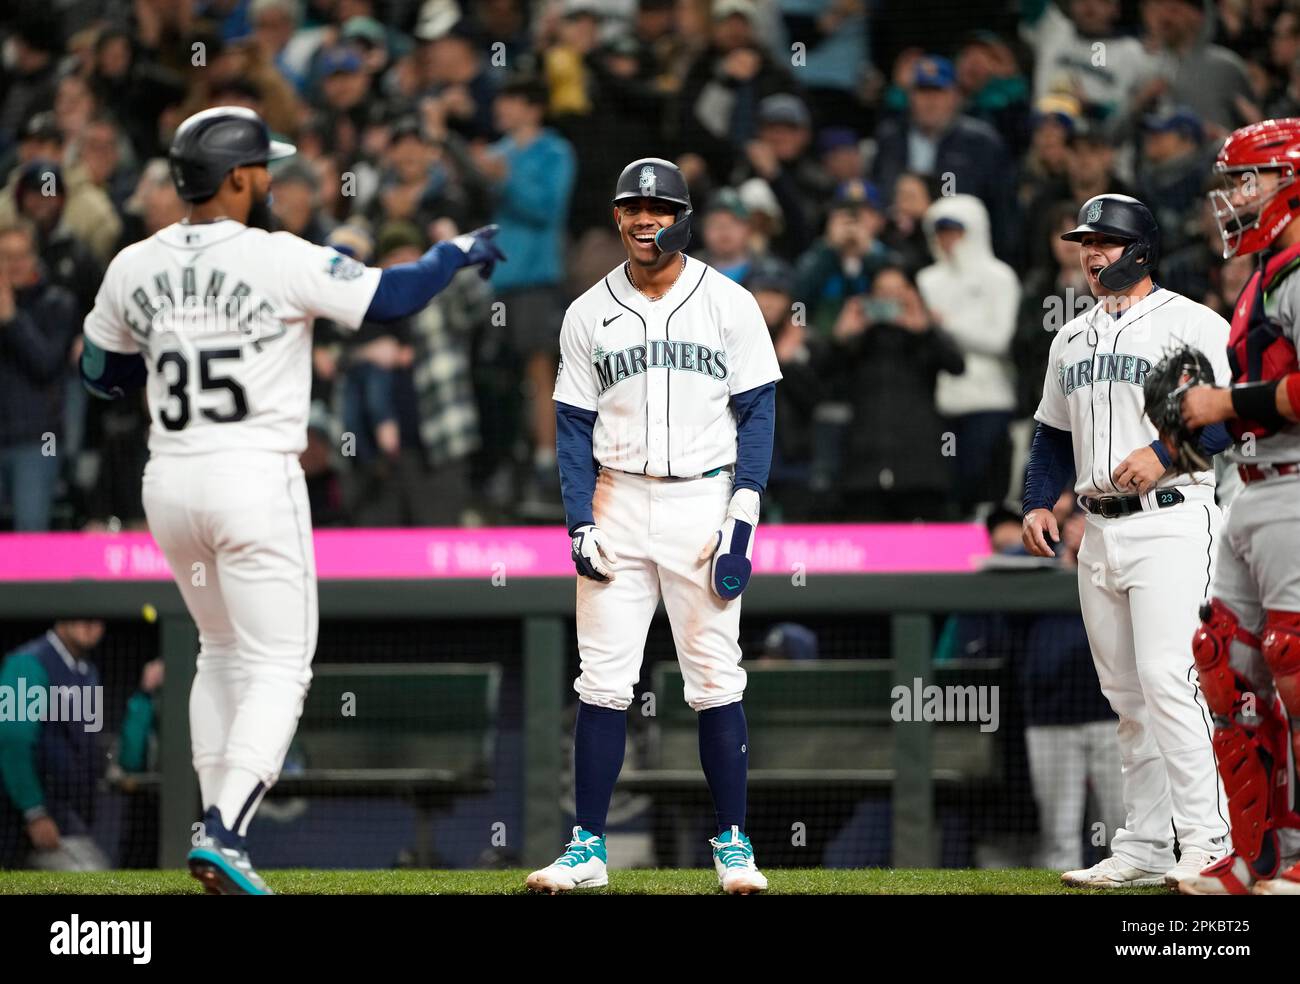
[
  {"x1": 1230, "y1": 381, "x2": 1286, "y2": 430},
  {"x1": 23, "y1": 805, "x2": 49, "y2": 823}
]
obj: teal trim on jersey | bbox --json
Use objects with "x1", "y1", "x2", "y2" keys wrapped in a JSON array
[
  {"x1": 554, "y1": 828, "x2": 607, "y2": 867},
  {"x1": 187, "y1": 846, "x2": 273, "y2": 895},
  {"x1": 0, "y1": 650, "x2": 50, "y2": 812},
  {"x1": 703, "y1": 467, "x2": 724, "y2": 478},
  {"x1": 711, "y1": 828, "x2": 756, "y2": 870},
  {"x1": 118, "y1": 691, "x2": 156, "y2": 773}
]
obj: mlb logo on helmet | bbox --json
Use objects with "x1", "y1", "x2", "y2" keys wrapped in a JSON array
[{"x1": 639, "y1": 165, "x2": 657, "y2": 198}]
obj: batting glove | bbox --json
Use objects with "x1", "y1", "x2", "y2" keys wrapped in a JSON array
[
  {"x1": 571, "y1": 524, "x2": 620, "y2": 582},
  {"x1": 698, "y1": 489, "x2": 760, "y2": 601},
  {"x1": 449, "y1": 224, "x2": 507, "y2": 279}
]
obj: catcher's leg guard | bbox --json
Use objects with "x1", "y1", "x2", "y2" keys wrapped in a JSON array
[
  {"x1": 1262, "y1": 610, "x2": 1300, "y2": 718},
  {"x1": 1193, "y1": 600, "x2": 1280, "y2": 867},
  {"x1": 1193, "y1": 599, "x2": 1260, "y2": 717}
]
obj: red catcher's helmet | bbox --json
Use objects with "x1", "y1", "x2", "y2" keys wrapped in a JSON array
[{"x1": 1210, "y1": 118, "x2": 1300, "y2": 258}]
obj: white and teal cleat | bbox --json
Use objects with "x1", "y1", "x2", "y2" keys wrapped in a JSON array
[
  {"x1": 187, "y1": 807, "x2": 273, "y2": 896},
  {"x1": 710, "y1": 826, "x2": 768, "y2": 895},
  {"x1": 526, "y1": 826, "x2": 609, "y2": 893}
]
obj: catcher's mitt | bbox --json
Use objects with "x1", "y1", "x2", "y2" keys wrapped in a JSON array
[{"x1": 1143, "y1": 345, "x2": 1215, "y2": 473}]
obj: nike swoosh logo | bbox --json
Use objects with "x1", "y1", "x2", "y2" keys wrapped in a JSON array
[{"x1": 602, "y1": 314, "x2": 623, "y2": 327}]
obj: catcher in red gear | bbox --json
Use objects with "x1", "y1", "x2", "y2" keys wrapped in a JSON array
[{"x1": 1177, "y1": 118, "x2": 1300, "y2": 894}]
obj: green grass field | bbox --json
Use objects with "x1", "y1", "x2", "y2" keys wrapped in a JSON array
[{"x1": 0, "y1": 868, "x2": 1173, "y2": 895}]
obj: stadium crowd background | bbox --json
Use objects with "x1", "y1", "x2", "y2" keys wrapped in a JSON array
[{"x1": 0, "y1": 0, "x2": 1285, "y2": 531}]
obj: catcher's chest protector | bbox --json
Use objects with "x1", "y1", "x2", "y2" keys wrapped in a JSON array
[{"x1": 1228, "y1": 241, "x2": 1300, "y2": 440}]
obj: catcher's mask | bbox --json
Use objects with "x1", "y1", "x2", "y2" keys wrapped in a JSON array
[{"x1": 1061, "y1": 194, "x2": 1160, "y2": 291}]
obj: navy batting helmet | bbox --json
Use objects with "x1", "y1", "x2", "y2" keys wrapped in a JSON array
[
  {"x1": 168, "y1": 107, "x2": 296, "y2": 203},
  {"x1": 612, "y1": 157, "x2": 693, "y2": 254},
  {"x1": 1061, "y1": 194, "x2": 1160, "y2": 291}
]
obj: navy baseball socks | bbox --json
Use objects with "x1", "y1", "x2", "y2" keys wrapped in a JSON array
[
  {"x1": 187, "y1": 805, "x2": 274, "y2": 895},
  {"x1": 701, "y1": 702, "x2": 767, "y2": 893},
  {"x1": 527, "y1": 699, "x2": 766, "y2": 893},
  {"x1": 526, "y1": 702, "x2": 624, "y2": 892}
]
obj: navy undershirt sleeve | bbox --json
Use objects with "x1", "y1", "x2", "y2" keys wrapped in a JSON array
[
  {"x1": 80, "y1": 338, "x2": 147, "y2": 399},
  {"x1": 1198, "y1": 422, "x2": 1231, "y2": 457},
  {"x1": 364, "y1": 241, "x2": 466, "y2": 322},
  {"x1": 730, "y1": 382, "x2": 776, "y2": 496},
  {"x1": 1022, "y1": 422, "x2": 1076, "y2": 515},
  {"x1": 556, "y1": 401, "x2": 599, "y2": 534}
]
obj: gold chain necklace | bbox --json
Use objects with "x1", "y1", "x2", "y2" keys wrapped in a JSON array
[{"x1": 627, "y1": 254, "x2": 686, "y2": 301}]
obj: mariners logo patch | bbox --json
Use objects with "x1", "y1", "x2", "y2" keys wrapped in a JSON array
[
  {"x1": 326, "y1": 253, "x2": 365, "y2": 280},
  {"x1": 1086, "y1": 200, "x2": 1104, "y2": 224},
  {"x1": 639, "y1": 165, "x2": 657, "y2": 198}
]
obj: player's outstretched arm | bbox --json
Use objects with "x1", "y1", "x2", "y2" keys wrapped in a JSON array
[
  {"x1": 364, "y1": 226, "x2": 506, "y2": 322},
  {"x1": 80, "y1": 337, "x2": 147, "y2": 400}
]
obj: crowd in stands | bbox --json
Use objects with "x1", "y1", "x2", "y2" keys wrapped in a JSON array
[{"x1": 0, "y1": 0, "x2": 1283, "y2": 529}]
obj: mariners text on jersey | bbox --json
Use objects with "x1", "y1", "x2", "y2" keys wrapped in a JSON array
[{"x1": 553, "y1": 254, "x2": 781, "y2": 478}]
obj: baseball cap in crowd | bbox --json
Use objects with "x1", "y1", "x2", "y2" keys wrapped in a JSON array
[
  {"x1": 1030, "y1": 94, "x2": 1080, "y2": 136},
  {"x1": 497, "y1": 75, "x2": 549, "y2": 108},
  {"x1": 738, "y1": 177, "x2": 783, "y2": 229},
  {"x1": 271, "y1": 160, "x2": 317, "y2": 190},
  {"x1": 327, "y1": 223, "x2": 374, "y2": 263},
  {"x1": 16, "y1": 160, "x2": 64, "y2": 198},
  {"x1": 341, "y1": 16, "x2": 387, "y2": 49},
  {"x1": 22, "y1": 111, "x2": 62, "y2": 145},
  {"x1": 389, "y1": 116, "x2": 424, "y2": 143},
  {"x1": 1142, "y1": 106, "x2": 1204, "y2": 145},
  {"x1": 762, "y1": 623, "x2": 819, "y2": 661},
  {"x1": 414, "y1": 0, "x2": 464, "y2": 41},
  {"x1": 562, "y1": 0, "x2": 604, "y2": 18},
  {"x1": 707, "y1": 187, "x2": 749, "y2": 219},
  {"x1": 376, "y1": 220, "x2": 427, "y2": 259},
  {"x1": 713, "y1": 0, "x2": 758, "y2": 22},
  {"x1": 817, "y1": 127, "x2": 860, "y2": 155},
  {"x1": 320, "y1": 47, "x2": 364, "y2": 76},
  {"x1": 758, "y1": 93, "x2": 811, "y2": 129},
  {"x1": 913, "y1": 55, "x2": 956, "y2": 89},
  {"x1": 744, "y1": 256, "x2": 795, "y2": 295},
  {"x1": 831, "y1": 178, "x2": 883, "y2": 211}
]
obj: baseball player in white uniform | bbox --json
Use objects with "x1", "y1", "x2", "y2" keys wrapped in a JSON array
[
  {"x1": 527, "y1": 158, "x2": 780, "y2": 895},
  {"x1": 1022, "y1": 194, "x2": 1232, "y2": 888},
  {"x1": 1174, "y1": 119, "x2": 1300, "y2": 895},
  {"x1": 78, "y1": 107, "x2": 504, "y2": 893}
]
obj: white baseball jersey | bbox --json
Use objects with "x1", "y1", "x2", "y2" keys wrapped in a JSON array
[
  {"x1": 1033, "y1": 284, "x2": 1232, "y2": 868},
  {"x1": 1034, "y1": 286, "x2": 1232, "y2": 499},
  {"x1": 552, "y1": 255, "x2": 781, "y2": 477},
  {"x1": 83, "y1": 219, "x2": 380, "y2": 456}
]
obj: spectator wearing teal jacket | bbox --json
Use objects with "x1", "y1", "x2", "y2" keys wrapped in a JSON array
[
  {"x1": 0, "y1": 620, "x2": 107, "y2": 869},
  {"x1": 471, "y1": 76, "x2": 577, "y2": 520}
]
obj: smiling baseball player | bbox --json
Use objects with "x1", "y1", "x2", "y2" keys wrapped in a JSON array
[
  {"x1": 1022, "y1": 194, "x2": 1233, "y2": 888},
  {"x1": 78, "y1": 107, "x2": 503, "y2": 894},
  {"x1": 527, "y1": 158, "x2": 780, "y2": 895}
]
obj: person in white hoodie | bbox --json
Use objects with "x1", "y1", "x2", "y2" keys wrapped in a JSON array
[{"x1": 917, "y1": 194, "x2": 1021, "y2": 516}]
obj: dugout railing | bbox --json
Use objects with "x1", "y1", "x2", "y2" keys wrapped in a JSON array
[{"x1": 0, "y1": 570, "x2": 1081, "y2": 869}]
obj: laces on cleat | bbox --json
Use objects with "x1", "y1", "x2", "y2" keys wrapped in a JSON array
[{"x1": 710, "y1": 826, "x2": 757, "y2": 870}]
